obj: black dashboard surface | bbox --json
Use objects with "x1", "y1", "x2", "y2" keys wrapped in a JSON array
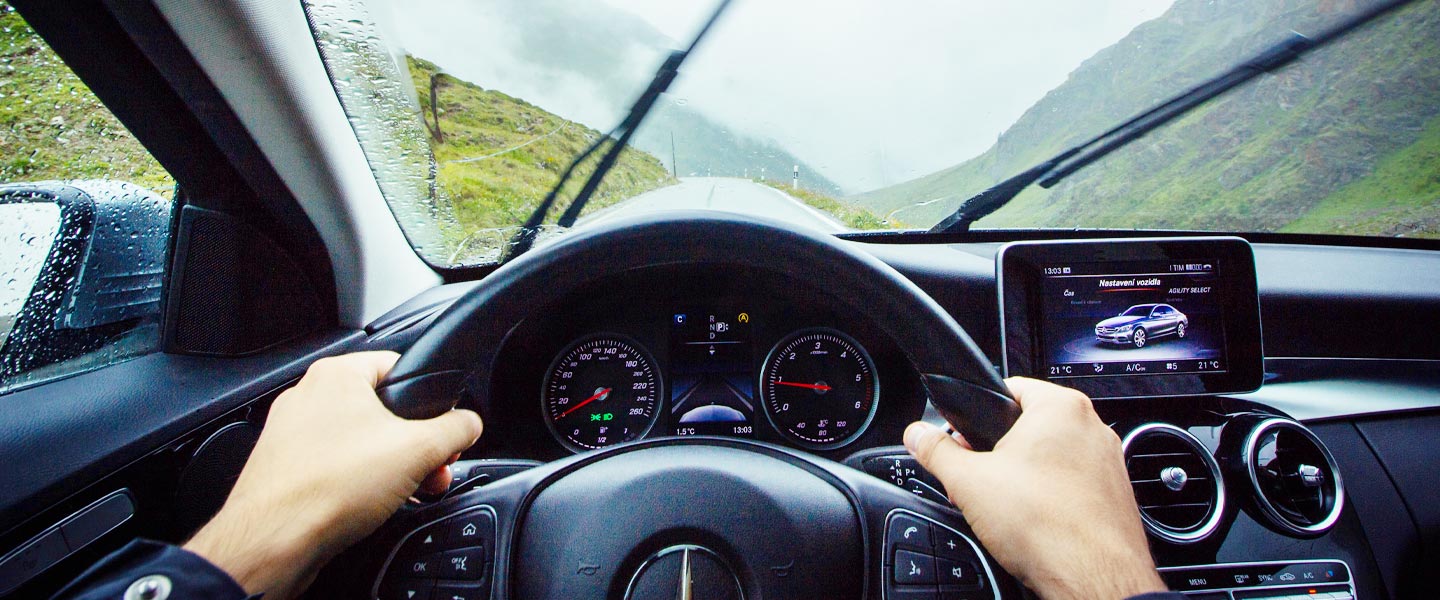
[{"x1": 364, "y1": 237, "x2": 1440, "y2": 599}]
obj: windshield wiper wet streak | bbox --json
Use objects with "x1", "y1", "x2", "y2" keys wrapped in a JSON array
[
  {"x1": 930, "y1": 0, "x2": 1421, "y2": 234},
  {"x1": 501, "y1": 0, "x2": 734, "y2": 262}
]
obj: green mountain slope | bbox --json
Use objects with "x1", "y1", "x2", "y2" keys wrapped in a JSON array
[
  {"x1": 410, "y1": 57, "x2": 674, "y2": 239},
  {"x1": 0, "y1": 3, "x2": 173, "y2": 195},
  {"x1": 430, "y1": 0, "x2": 846, "y2": 196},
  {"x1": 853, "y1": 0, "x2": 1440, "y2": 238}
]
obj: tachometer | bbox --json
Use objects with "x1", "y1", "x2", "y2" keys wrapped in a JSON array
[
  {"x1": 542, "y1": 335, "x2": 661, "y2": 452},
  {"x1": 760, "y1": 328, "x2": 879, "y2": 449}
]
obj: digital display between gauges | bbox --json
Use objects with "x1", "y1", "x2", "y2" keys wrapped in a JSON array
[
  {"x1": 760, "y1": 328, "x2": 879, "y2": 449},
  {"x1": 669, "y1": 310, "x2": 756, "y2": 438},
  {"x1": 542, "y1": 335, "x2": 661, "y2": 451}
]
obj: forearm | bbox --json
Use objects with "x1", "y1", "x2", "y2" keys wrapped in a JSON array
[{"x1": 50, "y1": 539, "x2": 251, "y2": 600}]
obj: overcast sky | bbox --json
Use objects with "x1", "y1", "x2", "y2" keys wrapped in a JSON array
[{"x1": 387, "y1": 0, "x2": 1175, "y2": 192}]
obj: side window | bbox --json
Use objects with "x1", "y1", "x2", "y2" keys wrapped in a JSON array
[{"x1": 0, "y1": 3, "x2": 176, "y2": 393}]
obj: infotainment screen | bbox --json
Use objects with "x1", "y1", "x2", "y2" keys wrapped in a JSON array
[{"x1": 999, "y1": 238, "x2": 1263, "y2": 399}]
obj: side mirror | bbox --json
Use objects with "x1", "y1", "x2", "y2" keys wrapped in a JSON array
[{"x1": 0, "y1": 181, "x2": 171, "y2": 388}]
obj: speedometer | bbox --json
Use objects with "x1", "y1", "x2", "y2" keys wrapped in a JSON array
[
  {"x1": 760, "y1": 328, "x2": 879, "y2": 449},
  {"x1": 542, "y1": 335, "x2": 661, "y2": 452}
]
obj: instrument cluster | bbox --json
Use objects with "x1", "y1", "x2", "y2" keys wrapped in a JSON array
[
  {"x1": 471, "y1": 265, "x2": 927, "y2": 461},
  {"x1": 539, "y1": 309, "x2": 882, "y2": 453}
]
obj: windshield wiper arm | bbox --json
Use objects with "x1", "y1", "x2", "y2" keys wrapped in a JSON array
[
  {"x1": 931, "y1": 0, "x2": 1419, "y2": 234},
  {"x1": 501, "y1": 0, "x2": 734, "y2": 262}
]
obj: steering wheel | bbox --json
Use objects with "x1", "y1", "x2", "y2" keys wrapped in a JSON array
[{"x1": 357, "y1": 212, "x2": 1022, "y2": 600}]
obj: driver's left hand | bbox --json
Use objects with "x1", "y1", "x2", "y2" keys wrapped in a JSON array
[{"x1": 184, "y1": 351, "x2": 484, "y2": 600}]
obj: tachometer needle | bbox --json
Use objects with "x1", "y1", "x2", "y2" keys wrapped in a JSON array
[
  {"x1": 775, "y1": 381, "x2": 832, "y2": 391},
  {"x1": 558, "y1": 387, "x2": 612, "y2": 419}
]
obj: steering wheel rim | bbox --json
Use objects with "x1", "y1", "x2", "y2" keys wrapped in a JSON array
[
  {"x1": 351, "y1": 435, "x2": 1014, "y2": 600},
  {"x1": 377, "y1": 211, "x2": 1019, "y2": 450}
]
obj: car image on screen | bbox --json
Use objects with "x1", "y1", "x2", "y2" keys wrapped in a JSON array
[{"x1": 1094, "y1": 304, "x2": 1189, "y2": 349}]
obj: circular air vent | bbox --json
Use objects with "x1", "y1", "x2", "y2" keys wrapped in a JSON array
[
  {"x1": 1243, "y1": 418, "x2": 1344, "y2": 537},
  {"x1": 1122, "y1": 423, "x2": 1226, "y2": 544}
]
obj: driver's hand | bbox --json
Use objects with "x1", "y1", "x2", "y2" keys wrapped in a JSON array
[
  {"x1": 904, "y1": 377, "x2": 1165, "y2": 600},
  {"x1": 183, "y1": 351, "x2": 484, "y2": 600}
]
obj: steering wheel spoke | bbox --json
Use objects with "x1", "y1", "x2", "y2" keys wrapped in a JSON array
[
  {"x1": 845, "y1": 470, "x2": 1012, "y2": 600},
  {"x1": 365, "y1": 466, "x2": 545, "y2": 600}
]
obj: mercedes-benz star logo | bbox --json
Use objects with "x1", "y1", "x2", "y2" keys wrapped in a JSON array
[{"x1": 624, "y1": 544, "x2": 744, "y2": 600}]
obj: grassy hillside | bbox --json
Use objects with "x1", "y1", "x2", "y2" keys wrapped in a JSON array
[
  {"x1": 0, "y1": 3, "x2": 173, "y2": 195},
  {"x1": 854, "y1": 0, "x2": 1440, "y2": 239},
  {"x1": 410, "y1": 57, "x2": 675, "y2": 257},
  {"x1": 753, "y1": 180, "x2": 895, "y2": 230}
]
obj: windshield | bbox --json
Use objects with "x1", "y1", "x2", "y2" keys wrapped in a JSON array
[{"x1": 307, "y1": 0, "x2": 1440, "y2": 267}]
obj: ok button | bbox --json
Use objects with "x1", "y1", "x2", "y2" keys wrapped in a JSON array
[{"x1": 403, "y1": 556, "x2": 434, "y2": 576}]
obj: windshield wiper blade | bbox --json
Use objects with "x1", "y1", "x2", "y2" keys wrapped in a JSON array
[
  {"x1": 931, "y1": 0, "x2": 1419, "y2": 234},
  {"x1": 501, "y1": 0, "x2": 734, "y2": 262}
]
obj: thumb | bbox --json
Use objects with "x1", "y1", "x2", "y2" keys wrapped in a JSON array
[
  {"x1": 409, "y1": 409, "x2": 484, "y2": 467},
  {"x1": 904, "y1": 422, "x2": 980, "y2": 504}
]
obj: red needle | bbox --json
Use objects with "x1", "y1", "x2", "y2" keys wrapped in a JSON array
[
  {"x1": 558, "y1": 387, "x2": 612, "y2": 419},
  {"x1": 775, "y1": 381, "x2": 832, "y2": 391}
]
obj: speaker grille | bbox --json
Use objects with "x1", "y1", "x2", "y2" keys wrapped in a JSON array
[{"x1": 166, "y1": 207, "x2": 322, "y2": 355}]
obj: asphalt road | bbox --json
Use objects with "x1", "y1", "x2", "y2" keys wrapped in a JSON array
[{"x1": 580, "y1": 177, "x2": 847, "y2": 233}]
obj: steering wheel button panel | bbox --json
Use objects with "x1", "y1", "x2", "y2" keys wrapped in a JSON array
[
  {"x1": 883, "y1": 509, "x2": 998, "y2": 600},
  {"x1": 376, "y1": 506, "x2": 496, "y2": 600}
]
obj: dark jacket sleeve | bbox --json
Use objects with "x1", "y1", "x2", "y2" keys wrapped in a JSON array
[{"x1": 50, "y1": 539, "x2": 253, "y2": 599}]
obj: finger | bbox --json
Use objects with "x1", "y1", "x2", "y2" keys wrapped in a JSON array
[
  {"x1": 949, "y1": 428, "x2": 975, "y2": 451},
  {"x1": 904, "y1": 421, "x2": 977, "y2": 489},
  {"x1": 419, "y1": 465, "x2": 453, "y2": 496},
  {"x1": 1004, "y1": 376, "x2": 1092, "y2": 415},
  {"x1": 305, "y1": 351, "x2": 402, "y2": 388},
  {"x1": 347, "y1": 351, "x2": 402, "y2": 388},
  {"x1": 410, "y1": 409, "x2": 484, "y2": 466}
]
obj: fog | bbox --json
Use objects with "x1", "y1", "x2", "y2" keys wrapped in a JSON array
[{"x1": 385, "y1": 0, "x2": 1174, "y2": 193}]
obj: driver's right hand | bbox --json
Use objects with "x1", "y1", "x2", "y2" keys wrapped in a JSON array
[{"x1": 904, "y1": 377, "x2": 1167, "y2": 600}]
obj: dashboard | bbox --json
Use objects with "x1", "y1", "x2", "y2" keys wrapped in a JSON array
[
  {"x1": 3, "y1": 228, "x2": 1435, "y2": 600},
  {"x1": 374, "y1": 233, "x2": 1436, "y2": 600}
]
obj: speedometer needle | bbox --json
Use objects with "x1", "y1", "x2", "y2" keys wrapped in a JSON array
[
  {"x1": 558, "y1": 387, "x2": 612, "y2": 419},
  {"x1": 775, "y1": 381, "x2": 832, "y2": 391}
]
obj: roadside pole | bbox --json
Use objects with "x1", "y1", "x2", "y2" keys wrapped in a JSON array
[{"x1": 792, "y1": 165, "x2": 799, "y2": 190}]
